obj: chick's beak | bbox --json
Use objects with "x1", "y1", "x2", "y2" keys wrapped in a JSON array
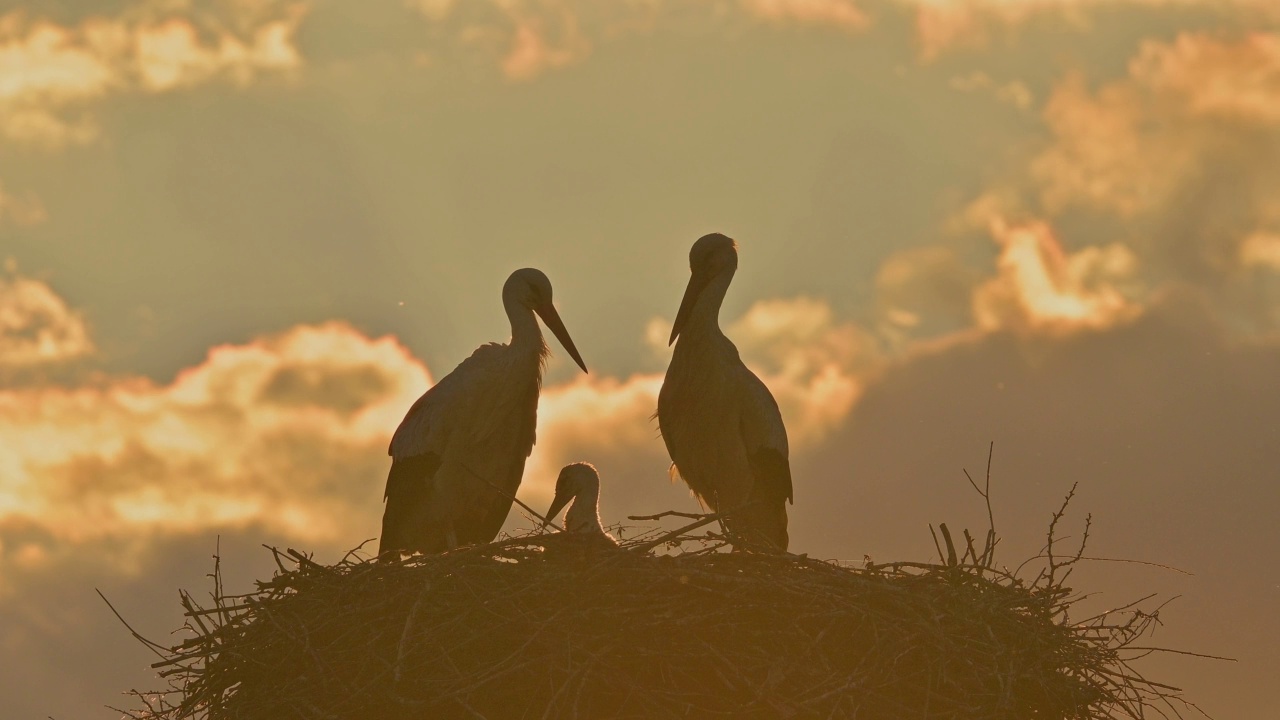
[{"x1": 543, "y1": 487, "x2": 572, "y2": 528}]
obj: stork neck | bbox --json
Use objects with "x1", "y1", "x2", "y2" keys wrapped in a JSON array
[
  {"x1": 685, "y1": 269, "x2": 735, "y2": 340},
  {"x1": 565, "y1": 486, "x2": 603, "y2": 534},
  {"x1": 506, "y1": 299, "x2": 545, "y2": 354}
]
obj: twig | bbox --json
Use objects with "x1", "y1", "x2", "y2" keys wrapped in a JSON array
[
  {"x1": 628, "y1": 512, "x2": 726, "y2": 554},
  {"x1": 96, "y1": 589, "x2": 169, "y2": 660},
  {"x1": 627, "y1": 511, "x2": 708, "y2": 522},
  {"x1": 469, "y1": 467, "x2": 563, "y2": 532}
]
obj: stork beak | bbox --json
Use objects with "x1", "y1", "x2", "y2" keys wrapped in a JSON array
[
  {"x1": 543, "y1": 487, "x2": 572, "y2": 528},
  {"x1": 535, "y1": 303, "x2": 588, "y2": 373},
  {"x1": 669, "y1": 267, "x2": 713, "y2": 345}
]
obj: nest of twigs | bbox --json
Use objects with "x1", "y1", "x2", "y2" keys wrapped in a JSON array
[{"x1": 115, "y1": 486, "x2": 1201, "y2": 720}]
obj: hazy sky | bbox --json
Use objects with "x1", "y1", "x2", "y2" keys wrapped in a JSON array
[{"x1": 2, "y1": 0, "x2": 1278, "y2": 717}]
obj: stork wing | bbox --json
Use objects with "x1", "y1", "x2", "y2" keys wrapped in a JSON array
[
  {"x1": 739, "y1": 369, "x2": 793, "y2": 505},
  {"x1": 387, "y1": 343, "x2": 514, "y2": 461}
]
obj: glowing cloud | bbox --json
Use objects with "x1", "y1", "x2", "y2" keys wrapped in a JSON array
[
  {"x1": 741, "y1": 0, "x2": 870, "y2": 31},
  {"x1": 874, "y1": 244, "x2": 981, "y2": 341},
  {"x1": 950, "y1": 71, "x2": 1033, "y2": 110},
  {"x1": 0, "y1": 321, "x2": 429, "y2": 561},
  {"x1": 501, "y1": 11, "x2": 589, "y2": 81},
  {"x1": 407, "y1": 0, "x2": 870, "y2": 80},
  {"x1": 972, "y1": 217, "x2": 1141, "y2": 333},
  {"x1": 0, "y1": 269, "x2": 93, "y2": 369},
  {"x1": 1129, "y1": 31, "x2": 1280, "y2": 124},
  {"x1": 1032, "y1": 32, "x2": 1280, "y2": 217},
  {"x1": 521, "y1": 373, "x2": 667, "y2": 503},
  {"x1": 728, "y1": 297, "x2": 875, "y2": 446},
  {"x1": 904, "y1": 0, "x2": 1280, "y2": 60},
  {"x1": 1240, "y1": 232, "x2": 1280, "y2": 271},
  {"x1": 134, "y1": 15, "x2": 303, "y2": 92},
  {"x1": 0, "y1": 6, "x2": 304, "y2": 148}
]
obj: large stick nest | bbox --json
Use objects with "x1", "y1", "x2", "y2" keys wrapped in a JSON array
[{"x1": 117, "y1": 496, "x2": 1200, "y2": 720}]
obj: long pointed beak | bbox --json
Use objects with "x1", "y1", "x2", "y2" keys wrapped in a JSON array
[
  {"x1": 543, "y1": 489, "x2": 572, "y2": 528},
  {"x1": 535, "y1": 303, "x2": 588, "y2": 373},
  {"x1": 669, "y1": 269, "x2": 712, "y2": 346}
]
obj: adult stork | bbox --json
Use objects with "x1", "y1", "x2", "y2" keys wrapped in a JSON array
[
  {"x1": 542, "y1": 462, "x2": 619, "y2": 549},
  {"x1": 657, "y1": 233, "x2": 793, "y2": 551},
  {"x1": 379, "y1": 268, "x2": 587, "y2": 557}
]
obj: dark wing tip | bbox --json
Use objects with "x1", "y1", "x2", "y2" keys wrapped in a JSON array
[{"x1": 748, "y1": 448, "x2": 794, "y2": 506}]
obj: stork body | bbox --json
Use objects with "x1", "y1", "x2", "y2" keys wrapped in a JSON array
[
  {"x1": 379, "y1": 269, "x2": 587, "y2": 557},
  {"x1": 543, "y1": 463, "x2": 619, "y2": 550},
  {"x1": 657, "y1": 234, "x2": 793, "y2": 551}
]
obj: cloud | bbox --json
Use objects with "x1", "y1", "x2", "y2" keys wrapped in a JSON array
[
  {"x1": 404, "y1": 0, "x2": 870, "y2": 80},
  {"x1": 499, "y1": 6, "x2": 590, "y2": 81},
  {"x1": 904, "y1": 0, "x2": 1280, "y2": 60},
  {"x1": 1130, "y1": 31, "x2": 1280, "y2": 124},
  {"x1": 522, "y1": 372, "x2": 667, "y2": 506},
  {"x1": 1240, "y1": 231, "x2": 1280, "y2": 271},
  {"x1": 874, "y1": 244, "x2": 982, "y2": 342},
  {"x1": 0, "y1": 320, "x2": 428, "y2": 578},
  {"x1": 0, "y1": 4, "x2": 304, "y2": 148},
  {"x1": 133, "y1": 13, "x2": 303, "y2": 92},
  {"x1": 1032, "y1": 32, "x2": 1280, "y2": 218},
  {"x1": 407, "y1": 0, "x2": 601, "y2": 80},
  {"x1": 972, "y1": 217, "x2": 1142, "y2": 333},
  {"x1": 949, "y1": 70, "x2": 1033, "y2": 110},
  {"x1": 919, "y1": 31, "x2": 1280, "y2": 336},
  {"x1": 0, "y1": 268, "x2": 94, "y2": 369},
  {"x1": 728, "y1": 297, "x2": 877, "y2": 445},
  {"x1": 1009, "y1": 31, "x2": 1280, "y2": 334},
  {"x1": 740, "y1": 0, "x2": 870, "y2": 31}
]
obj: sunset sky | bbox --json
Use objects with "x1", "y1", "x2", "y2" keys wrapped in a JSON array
[{"x1": 2, "y1": 0, "x2": 1278, "y2": 717}]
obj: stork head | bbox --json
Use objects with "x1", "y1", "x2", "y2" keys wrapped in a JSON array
[
  {"x1": 669, "y1": 233, "x2": 739, "y2": 345},
  {"x1": 504, "y1": 268, "x2": 588, "y2": 373},
  {"x1": 543, "y1": 462, "x2": 600, "y2": 527}
]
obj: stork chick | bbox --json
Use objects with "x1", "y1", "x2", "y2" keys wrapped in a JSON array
[{"x1": 542, "y1": 463, "x2": 619, "y2": 549}]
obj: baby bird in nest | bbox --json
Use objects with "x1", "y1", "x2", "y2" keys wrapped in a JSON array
[{"x1": 542, "y1": 463, "x2": 619, "y2": 552}]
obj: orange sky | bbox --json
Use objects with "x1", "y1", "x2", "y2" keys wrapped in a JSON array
[{"x1": 1, "y1": 0, "x2": 1278, "y2": 717}]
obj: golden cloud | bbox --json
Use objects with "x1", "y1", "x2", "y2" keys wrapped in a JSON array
[
  {"x1": 0, "y1": 321, "x2": 429, "y2": 564},
  {"x1": 521, "y1": 372, "x2": 667, "y2": 505},
  {"x1": 1240, "y1": 232, "x2": 1280, "y2": 271},
  {"x1": 906, "y1": 0, "x2": 1280, "y2": 60},
  {"x1": 1032, "y1": 32, "x2": 1280, "y2": 217},
  {"x1": 1031, "y1": 71, "x2": 1186, "y2": 217},
  {"x1": 501, "y1": 8, "x2": 590, "y2": 81},
  {"x1": 874, "y1": 244, "x2": 981, "y2": 341},
  {"x1": 0, "y1": 5, "x2": 304, "y2": 148},
  {"x1": 949, "y1": 71, "x2": 1033, "y2": 110},
  {"x1": 407, "y1": 0, "x2": 870, "y2": 80},
  {"x1": 741, "y1": 0, "x2": 870, "y2": 31},
  {"x1": 1130, "y1": 31, "x2": 1280, "y2": 124},
  {"x1": 0, "y1": 269, "x2": 94, "y2": 369},
  {"x1": 973, "y1": 217, "x2": 1142, "y2": 333},
  {"x1": 1020, "y1": 31, "x2": 1280, "y2": 321},
  {"x1": 727, "y1": 297, "x2": 877, "y2": 446}
]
